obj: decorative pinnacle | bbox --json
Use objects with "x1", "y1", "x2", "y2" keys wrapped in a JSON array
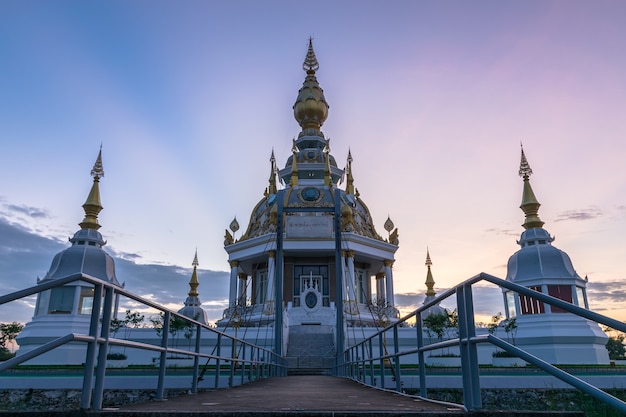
[
  {"x1": 425, "y1": 248, "x2": 435, "y2": 297},
  {"x1": 91, "y1": 145, "x2": 105, "y2": 179},
  {"x1": 324, "y1": 142, "x2": 332, "y2": 187},
  {"x1": 384, "y1": 216, "x2": 394, "y2": 233},
  {"x1": 303, "y1": 37, "x2": 319, "y2": 73},
  {"x1": 518, "y1": 143, "x2": 533, "y2": 179},
  {"x1": 188, "y1": 250, "x2": 199, "y2": 297},
  {"x1": 290, "y1": 145, "x2": 299, "y2": 186},
  {"x1": 79, "y1": 147, "x2": 104, "y2": 230},
  {"x1": 229, "y1": 217, "x2": 240, "y2": 233},
  {"x1": 518, "y1": 145, "x2": 544, "y2": 229},
  {"x1": 268, "y1": 149, "x2": 277, "y2": 195},
  {"x1": 345, "y1": 149, "x2": 355, "y2": 195}
]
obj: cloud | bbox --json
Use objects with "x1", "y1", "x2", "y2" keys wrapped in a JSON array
[
  {"x1": 554, "y1": 208, "x2": 603, "y2": 222},
  {"x1": 586, "y1": 281, "x2": 626, "y2": 308},
  {"x1": 484, "y1": 227, "x2": 518, "y2": 237},
  {"x1": 4, "y1": 204, "x2": 50, "y2": 219},
  {"x1": 393, "y1": 284, "x2": 505, "y2": 324},
  {"x1": 0, "y1": 215, "x2": 230, "y2": 325}
]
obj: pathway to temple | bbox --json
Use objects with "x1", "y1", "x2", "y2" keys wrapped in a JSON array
[{"x1": 116, "y1": 375, "x2": 462, "y2": 414}]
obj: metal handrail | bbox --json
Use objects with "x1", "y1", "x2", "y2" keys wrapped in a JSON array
[
  {"x1": 341, "y1": 272, "x2": 626, "y2": 414},
  {"x1": 0, "y1": 273, "x2": 287, "y2": 410}
]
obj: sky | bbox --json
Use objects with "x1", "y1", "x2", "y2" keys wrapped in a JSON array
[{"x1": 1, "y1": 1, "x2": 625, "y2": 328}]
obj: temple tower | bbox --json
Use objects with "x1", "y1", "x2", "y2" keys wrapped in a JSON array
[
  {"x1": 502, "y1": 146, "x2": 609, "y2": 364},
  {"x1": 16, "y1": 148, "x2": 123, "y2": 364},
  {"x1": 216, "y1": 40, "x2": 400, "y2": 342}
]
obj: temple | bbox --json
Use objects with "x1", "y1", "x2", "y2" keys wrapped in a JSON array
[
  {"x1": 13, "y1": 41, "x2": 611, "y2": 367},
  {"x1": 216, "y1": 39, "x2": 400, "y2": 332}
]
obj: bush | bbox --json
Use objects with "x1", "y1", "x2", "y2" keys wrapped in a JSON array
[
  {"x1": 0, "y1": 347, "x2": 15, "y2": 361},
  {"x1": 106, "y1": 352, "x2": 127, "y2": 360}
]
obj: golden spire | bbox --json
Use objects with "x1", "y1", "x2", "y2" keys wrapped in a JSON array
[
  {"x1": 425, "y1": 248, "x2": 436, "y2": 297},
  {"x1": 290, "y1": 140, "x2": 299, "y2": 186},
  {"x1": 79, "y1": 146, "x2": 104, "y2": 230},
  {"x1": 268, "y1": 149, "x2": 277, "y2": 195},
  {"x1": 188, "y1": 250, "x2": 199, "y2": 297},
  {"x1": 518, "y1": 144, "x2": 544, "y2": 229},
  {"x1": 323, "y1": 140, "x2": 332, "y2": 187},
  {"x1": 293, "y1": 38, "x2": 329, "y2": 131},
  {"x1": 345, "y1": 149, "x2": 355, "y2": 194}
]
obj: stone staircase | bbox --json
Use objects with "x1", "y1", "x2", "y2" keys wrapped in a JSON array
[{"x1": 286, "y1": 325, "x2": 336, "y2": 375}]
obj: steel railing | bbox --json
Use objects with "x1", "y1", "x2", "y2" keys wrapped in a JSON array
[
  {"x1": 340, "y1": 272, "x2": 626, "y2": 413},
  {"x1": 0, "y1": 273, "x2": 287, "y2": 410}
]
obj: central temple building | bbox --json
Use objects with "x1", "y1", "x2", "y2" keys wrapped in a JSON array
[{"x1": 216, "y1": 40, "x2": 400, "y2": 333}]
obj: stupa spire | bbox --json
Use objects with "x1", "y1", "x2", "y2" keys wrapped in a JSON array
[
  {"x1": 290, "y1": 139, "x2": 299, "y2": 186},
  {"x1": 79, "y1": 146, "x2": 104, "y2": 230},
  {"x1": 425, "y1": 248, "x2": 436, "y2": 297},
  {"x1": 323, "y1": 139, "x2": 332, "y2": 187},
  {"x1": 293, "y1": 38, "x2": 329, "y2": 131},
  {"x1": 303, "y1": 37, "x2": 319, "y2": 74},
  {"x1": 518, "y1": 144, "x2": 544, "y2": 229},
  {"x1": 268, "y1": 149, "x2": 277, "y2": 195},
  {"x1": 188, "y1": 250, "x2": 200, "y2": 297},
  {"x1": 345, "y1": 149, "x2": 355, "y2": 195}
]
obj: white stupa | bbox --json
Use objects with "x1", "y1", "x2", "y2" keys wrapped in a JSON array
[
  {"x1": 16, "y1": 148, "x2": 123, "y2": 365},
  {"x1": 502, "y1": 146, "x2": 609, "y2": 364}
]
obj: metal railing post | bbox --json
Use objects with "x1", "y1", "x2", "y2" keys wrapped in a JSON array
[
  {"x1": 378, "y1": 332, "x2": 385, "y2": 389},
  {"x1": 214, "y1": 333, "x2": 222, "y2": 389},
  {"x1": 393, "y1": 325, "x2": 401, "y2": 392},
  {"x1": 93, "y1": 285, "x2": 114, "y2": 410},
  {"x1": 191, "y1": 324, "x2": 201, "y2": 394},
  {"x1": 156, "y1": 311, "x2": 171, "y2": 400},
  {"x1": 81, "y1": 283, "x2": 103, "y2": 410},
  {"x1": 457, "y1": 284, "x2": 481, "y2": 410},
  {"x1": 416, "y1": 311, "x2": 426, "y2": 398}
]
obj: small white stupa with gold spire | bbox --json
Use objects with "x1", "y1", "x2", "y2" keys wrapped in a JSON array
[
  {"x1": 16, "y1": 147, "x2": 123, "y2": 364},
  {"x1": 502, "y1": 145, "x2": 608, "y2": 364},
  {"x1": 177, "y1": 250, "x2": 209, "y2": 325}
]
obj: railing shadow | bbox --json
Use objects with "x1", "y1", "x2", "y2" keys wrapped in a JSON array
[
  {"x1": 340, "y1": 272, "x2": 626, "y2": 413},
  {"x1": 0, "y1": 273, "x2": 287, "y2": 410}
]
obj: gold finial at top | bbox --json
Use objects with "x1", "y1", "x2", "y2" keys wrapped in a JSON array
[
  {"x1": 303, "y1": 37, "x2": 319, "y2": 74},
  {"x1": 425, "y1": 248, "x2": 435, "y2": 296},
  {"x1": 91, "y1": 145, "x2": 105, "y2": 179},
  {"x1": 79, "y1": 147, "x2": 104, "y2": 230},
  {"x1": 518, "y1": 143, "x2": 533, "y2": 179},
  {"x1": 290, "y1": 146, "x2": 299, "y2": 186},
  {"x1": 324, "y1": 142, "x2": 332, "y2": 187},
  {"x1": 268, "y1": 149, "x2": 277, "y2": 195},
  {"x1": 188, "y1": 250, "x2": 199, "y2": 297},
  {"x1": 518, "y1": 145, "x2": 544, "y2": 229},
  {"x1": 345, "y1": 149, "x2": 355, "y2": 195}
]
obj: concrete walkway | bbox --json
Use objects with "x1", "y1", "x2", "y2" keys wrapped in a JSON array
[{"x1": 115, "y1": 375, "x2": 462, "y2": 414}]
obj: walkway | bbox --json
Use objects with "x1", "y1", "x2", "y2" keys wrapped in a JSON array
[{"x1": 115, "y1": 375, "x2": 462, "y2": 414}]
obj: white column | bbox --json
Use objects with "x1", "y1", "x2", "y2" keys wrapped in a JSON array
[
  {"x1": 345, "y1": 251, "x2": 357, "y2": 302},
  {"x1": 229, "y1": 261, "x2": 239, "y2": 307},
  {"x1": 265, "y1": 251, "x2": 276, "y2": 304},
  {"x1": 375, "y1": 272, "x2": 386, "y2": 304},
  {"x1": 384, "y1": 260, "x2": 395, "y2": 307},
  {"x1": 238, "y1": 273, "x2": 247, "y2": 305}
]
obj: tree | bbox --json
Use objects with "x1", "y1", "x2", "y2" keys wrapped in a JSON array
[
  {"x1": 606, "y1": 333, "x2": 626, "y2": 360},
  {"x1": 0, "y1": 322, "x2": 24, "y2": 353}
]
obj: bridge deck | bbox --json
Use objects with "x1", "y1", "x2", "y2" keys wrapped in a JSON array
[{"x1": 115, "y1": 375, "x2": 462, "y2": 414}]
